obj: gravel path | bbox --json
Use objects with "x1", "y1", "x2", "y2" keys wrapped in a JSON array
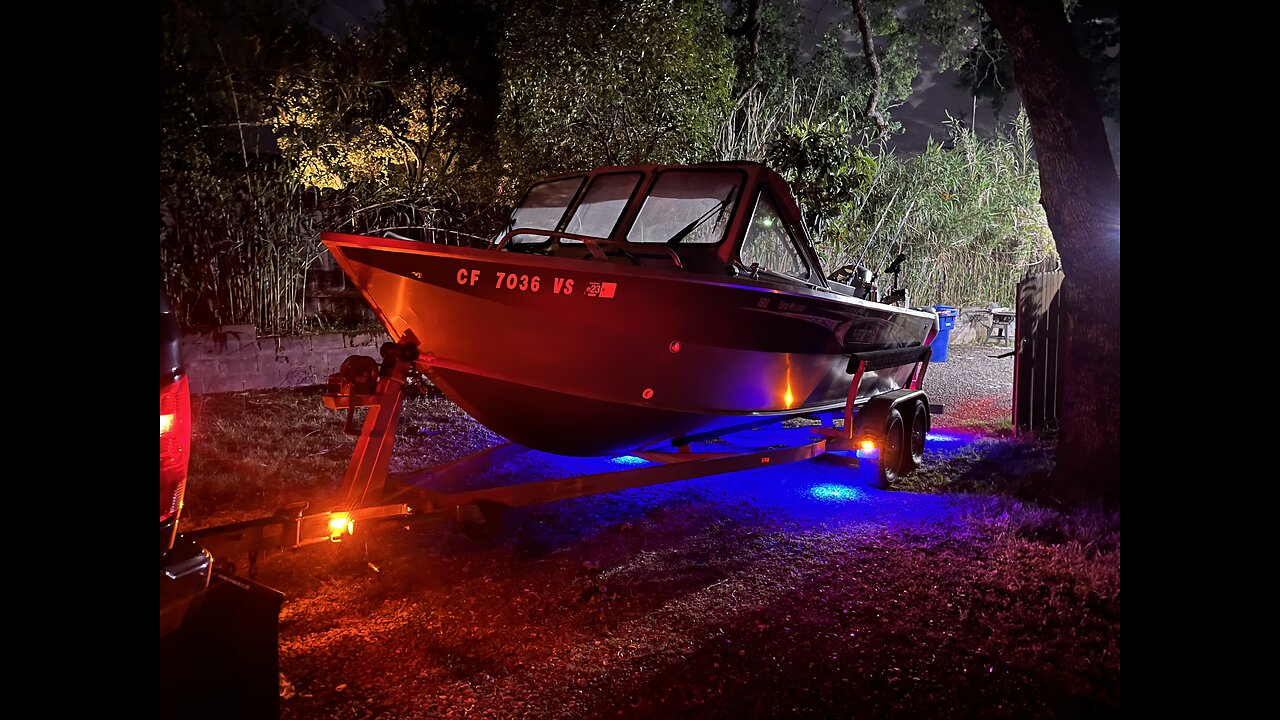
[{"x1": 922, "y1": 343, "x2": 1015, "y2": 429}]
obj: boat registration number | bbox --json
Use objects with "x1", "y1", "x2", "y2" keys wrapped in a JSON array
[{"x1": 455, "y1": 268, "x2": 617, "y2": 299}]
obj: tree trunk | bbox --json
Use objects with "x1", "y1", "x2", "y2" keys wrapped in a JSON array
[
  {"x1": 851, "y1": 0, "x2": 889, "y2": 139},
  {"x1": 728, "y1": 0, "x2": 764, "y2": 68},
  {"x1": 979, "y1": 0, "x2": 1120, "y2": 499}
]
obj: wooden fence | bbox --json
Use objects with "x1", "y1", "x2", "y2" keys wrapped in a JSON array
[{"x1": 1013, "y1": 271, "x2": 1064, "y2": 436}]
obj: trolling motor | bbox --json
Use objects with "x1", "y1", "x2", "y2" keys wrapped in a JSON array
[{"x1": 879, "y1": 253, "x2": 908, "y2": 305}]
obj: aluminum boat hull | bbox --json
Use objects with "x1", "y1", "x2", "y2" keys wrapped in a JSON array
[{"x1": 325, "y1": 233, "x2": 936, "y2": 456}]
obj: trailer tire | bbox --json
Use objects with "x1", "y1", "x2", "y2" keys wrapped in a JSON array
[
  {"x1": 458, "y1": 500, "x2": 505, "y2": 542},
  {"x1": 904, "y1": 400, "x2": 929, "y2": 472},
  {"x1": 879, "y1": 408, "x2": 906, "y2": 489}
]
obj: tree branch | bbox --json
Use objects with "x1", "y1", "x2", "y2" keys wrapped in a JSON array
[{"x1": 851, "y1": 0, "x2": 889, "y2": 139}]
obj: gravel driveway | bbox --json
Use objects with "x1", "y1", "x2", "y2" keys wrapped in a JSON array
[{"x1": 922, "y1": 343, "x2": 1015, "y2": 428}]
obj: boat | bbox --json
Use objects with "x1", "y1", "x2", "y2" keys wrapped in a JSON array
[{"x1": 323, "y1": 161, "x2": 938, "y2": 456}]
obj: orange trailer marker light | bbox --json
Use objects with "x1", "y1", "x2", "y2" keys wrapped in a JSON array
[{"x1": 329, "y1": 513, "x2": 354, "y2": 540}]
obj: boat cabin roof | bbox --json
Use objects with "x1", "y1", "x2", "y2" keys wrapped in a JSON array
[{"x1": 498, "y1": 161, "x2": 832, "y2": 291}]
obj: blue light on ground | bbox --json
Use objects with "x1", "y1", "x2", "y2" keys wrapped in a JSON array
[
  {"x1": 609, "y1": 455, "x2": 650, "y2": 466},
  {"x1": 807, "y1": 483, "x2": 865, "y2": 503},
  {"x1": 926, "y1": 428, "x2": 989, "y2": 444},
  {"x1": 923, "y1": 427, "x2": 990, "y2": 458},
  {"x1": 439, "y1": 421, "x2": 984, "y2": 530}
]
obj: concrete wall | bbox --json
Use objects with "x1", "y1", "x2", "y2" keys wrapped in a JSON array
[{"x1": 183, "y1": 326, "x2": 392, "y2": 395}]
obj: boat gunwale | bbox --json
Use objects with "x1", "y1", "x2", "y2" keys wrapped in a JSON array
[{"x1": 322, "y1": 231, "x2": 937, "y2": 322}]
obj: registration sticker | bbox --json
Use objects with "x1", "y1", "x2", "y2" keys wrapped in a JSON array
[{"x1": 585, "y1": 282, "x2": 617, "y2": 299}]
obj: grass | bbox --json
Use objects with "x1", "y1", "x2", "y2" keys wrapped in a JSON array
[
  {"x1": 259, "y1": 475, "x2": 1119, "y2": 719},
  {"x1": 185, "y1": 384, "x2": 502, "y2": 528},
  {"x1": 947, "y1": 415, "x2": 1015, "y2": 435},
  {"x1": 187, "y1": 387, "x2": 349, "y2": 525},
  {"x1": 894, "y1": 436, "x2": 1054, "y2": 496}
]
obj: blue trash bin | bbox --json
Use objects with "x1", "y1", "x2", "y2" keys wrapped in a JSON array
[{"x1": 930, "y1": 305, "x2": 958, "y2": 362}]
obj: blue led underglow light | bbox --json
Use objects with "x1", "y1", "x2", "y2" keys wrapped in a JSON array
[
  {"x1": 926, "y1": 432, "x2": 961, "y2": 442},
  {"x1": 609, "y1": 455, "x2": 649, "y2": 466},
  {"x1": 808, "y1": 483, "x2": 864, "y2": 503}
]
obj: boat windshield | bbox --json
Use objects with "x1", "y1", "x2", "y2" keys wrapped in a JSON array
[
  {"x1": 561, "y1": 172, "x2": 642, "y2": 244},
  {"x1": 740, "y1": 191, "x2": 811, "y2": 280},
  {"x1": 625, "y1": 170, "x2": 740, "y2": 244},
  {"x1": 507, "y1": 176, "x2": 585, "y2": 244}
]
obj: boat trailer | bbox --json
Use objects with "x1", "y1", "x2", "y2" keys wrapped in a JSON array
[{"x1": 183, "y1": 339, "x2": 934, "y2": 573}]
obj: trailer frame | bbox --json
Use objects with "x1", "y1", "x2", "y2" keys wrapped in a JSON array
[{"x1": 183, "y1": 339, "x2": 934, "y2": 570}]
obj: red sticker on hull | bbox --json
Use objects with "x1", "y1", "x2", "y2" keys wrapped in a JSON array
[{"x1": 586, "y1": 282, "x2": 618, "y2": 299}]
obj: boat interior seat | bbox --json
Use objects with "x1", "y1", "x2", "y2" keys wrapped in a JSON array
[{"x1": 828, "y1": 279, "x2": 875, "y2": 300}]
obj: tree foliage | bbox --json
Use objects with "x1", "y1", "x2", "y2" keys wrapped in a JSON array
[
  {"x1": 814, "y1": 113, "x2": 1054, "y2": 307},
  {"x1": 720, "y1": 0, "x2": 975, "y2": 146},
  {"x1": 961, "y1": 0, "x2": 1120, "y2": 124},
  {"x1": 160, "y1": 0, "x2": 329, "y2": 333},
  {"x1": 498, "y1": 0, "x2": 735, "y2": 182},
  {"x1": 271, "y1": 0, "x2": 502, "y2": 204},
  {"x1": 767, "y1": 118, "x2": 878, "y2": 229}
]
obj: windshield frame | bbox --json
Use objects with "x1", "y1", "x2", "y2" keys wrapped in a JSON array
[{"x1": 504, "y1": 175, "x2": 587, "y2": 245}]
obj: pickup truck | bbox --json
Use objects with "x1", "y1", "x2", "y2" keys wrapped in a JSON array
[
  {"x1": 161, "y1": 291, "x2": 211, "y2": 627},
  {"x1": 160, "y1": 291, "x2": 283, "y2": 720}
]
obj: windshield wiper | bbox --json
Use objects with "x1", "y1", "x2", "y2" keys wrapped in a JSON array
[{"x1": 665, "y1": 186, "x2": 738, "y2": 247}]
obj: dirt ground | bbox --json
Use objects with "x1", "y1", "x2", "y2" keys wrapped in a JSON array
[{"x1": 186, "y1": 343, "x2": 1119, "y2": 719}]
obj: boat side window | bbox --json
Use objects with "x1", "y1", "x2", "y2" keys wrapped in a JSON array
[
  {"x1": 740, "y1": 191, "x2": 811, "y2": 281},
  {"x1": 625, "y1": 170, "x2": 741, "y2": 244},
  {"x1": 561, "y1": 172, "x2": 642, "y2": 244},
  {"x1": 506, "y1": 176, "x2": 585, "y2": 244}
]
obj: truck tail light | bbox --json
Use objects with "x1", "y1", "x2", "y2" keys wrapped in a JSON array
[{"x1": 160, "y1": 375, "x2": 191, "y2": 524}]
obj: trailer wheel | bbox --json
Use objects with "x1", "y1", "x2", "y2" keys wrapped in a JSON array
[
  {"x1": 878, "y1": 408, "x2": 906, "y2": 489},
  {"x1": 904, "y1": 400, "x2": 929, "y2": 472},
  {"x1": 457, "y1": 500, "x2": 505, "y2": 542}
]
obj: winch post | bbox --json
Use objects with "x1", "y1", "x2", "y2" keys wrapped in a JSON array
[{"x1": 335, "y1": 340, "x2": 419, "y2": 509}]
